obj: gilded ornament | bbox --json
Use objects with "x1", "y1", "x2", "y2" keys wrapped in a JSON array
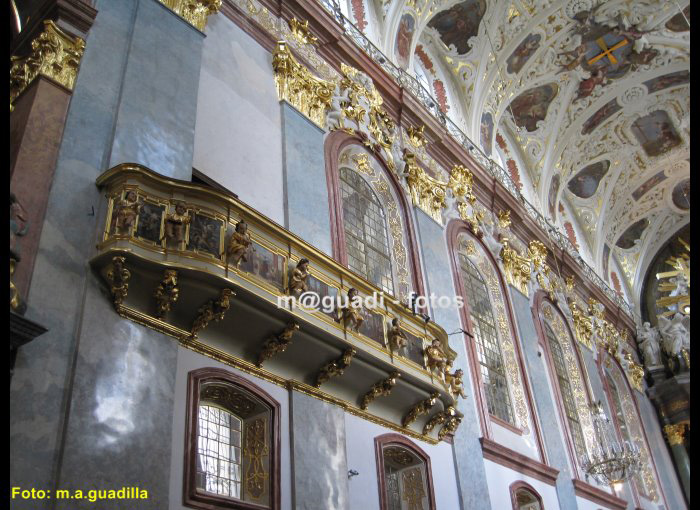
[
  {"x1": 438, "y1": 409, "x2": 463, "y2": 440},
  {"x1": 163, "y1": 202, "x2": 191, "y2": 249},
  {"x1": 10, "y1": 20, "x2": 85, "y2": 107},
  {"x1": 243, "y1": 418, "x2": 269, "y2": 498},
  {"x1": 423, "y1": 405, "x2": 455, "y2": 435},
  {"x1": 655, "y1": 238, "x2": 690, "y2": 318},
  {"x1": 10, "y1": 258, "x2": 23, "y2": 312},
  {"x1": 565, "y1": 275, "x2": 575, "y2": 293},
  {"x1": 272, "y1": 41, "x2": 333, "y2": 129},
  {"x1": 226, "y1": 219, "x2": 253, "y2": 268},
  {"x1": 497, "y1": 209, "x2": 512, "y2": 229},
  {"x1": 444, "y1": 367, "x2": 468, "y2": 400},
  {"x1": 664, "y1": 423, "x2": 685, "y2": 445},
  {"x1": 258, "y1": 321, "x2": 300, "y2": 366},
  {"x1": 459, "y1": 203, "x2": 485, "y2": 237},
  {"x1": 425, "y1": 339, "x2": 448, "y2": 381},
  {"x1": 406, "y1": 125, "x2": 426, "y2": 148},
  {"x1": 402, "y1": 392, "x2": 440, "y2": 428},
  {"x1": 568, "y1": 298, "x2": 593, "y2": 349},
  {"x1": 315, "y1": 348, "x2": 355, "y2": 388},
  {"x1": 288, "y1": 17, "x2": 318, "y2": 46},
  {"x1": 105, "y1": 256, "x2": 131, "y2": 309},
  {"x1": 190, "y1": 288, "x2": 235, "y2": 338},
  {"x1": 387, "y1": 317, "x2": 408, "y2": 353},
  {"x1": 154, "y1": 270, "x2": 179, "y2": 319},
  {"x1": 158, "y1": 0, "x2": 221, "y2": 31},
  {"x1": 111, "y1": 190, "x2": 143, "y2": 236},
  {"x1": 360, "y1": 371, "x2": 400, "y2": 410},
  {"x1": 402, "y1": 467, "x2": 426, "y2": 510},
  {"x1": 402, "y1": 150, "x2": 447, "y2": 224},
  {"x1": 335, "y1": 287, "x2": 365, "y2": 332},
  {"x1": 500, "y1": 237, "x2": 531, "y2": 296},
  {"x1": 448, "y1": 165, "x2": 476, "y2": 203},
  {"x1": 288, "y1": 258, "x2": 310, "y2": 296},
  {"x1": 623, "y1": 352, "x2": 645, "y2": 392}
]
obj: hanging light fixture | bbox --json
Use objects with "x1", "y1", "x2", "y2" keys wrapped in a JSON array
[{"x1": 580, "y1": 401, "x2": 642, "y2": 490}]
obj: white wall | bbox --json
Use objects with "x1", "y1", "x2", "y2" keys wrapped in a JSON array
[
  {"x1": 344, "y1": 413, "x2": 461, "y2": 510},
  {"x1": 167, "y1": 346, "x2": 292, "y2": 510},
  {"x1": 483, "y1": 459, "x2": 560, "y2": 510},
  {"x1": 194, "y1": 13, "x2": 285, "y2": 224}
]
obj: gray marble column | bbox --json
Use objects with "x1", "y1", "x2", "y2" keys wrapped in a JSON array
[
  {"x1": 289, "y1": 390, "x2": 349, "y2": 510},
  {"x1": 414, "y1": 211, "x2": 491, "y2": 510},
  {"x1": 281, "y1": 103, "x2": 333, "y2": 255},
  {"x1": 10, "y1": 1, "x2": 208, "y2": 507},
  {"x1": 509, "y1": 288, "x2": 579, "y2": 510}
]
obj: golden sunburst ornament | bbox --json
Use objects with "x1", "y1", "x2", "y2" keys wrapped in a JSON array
[{"x1": 655, "y1": 238, "x2": 690, "y2": 317}]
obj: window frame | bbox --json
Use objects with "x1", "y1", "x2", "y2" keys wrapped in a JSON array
[
  {"x1": 184, "y1": 368, "x2": 281, "y2": 510},
  {"x1": 374, "y1": 433, "x2": 436, "y2": 510},
  {"x1": 509, "y1": 481, "x2": 545, "y2": 510}
]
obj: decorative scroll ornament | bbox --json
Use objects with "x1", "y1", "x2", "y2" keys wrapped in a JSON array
[
  {"x1": 272, "y1": 41, "x2": 334, "y2": 129},
  {"x1": 623, "y1": 352, "x2": 645, "y2": 392},
  {"x1": 528, "y1": 240, "x2": 553, "y2": 298},
  {"x1": 154, "y1": 270, "x2": 179, "y2": 319},
  {"x1": 10, "y1": 20, "x2": 85, "y2": 108},
  {"x1": 158, "y1": 0, "x2": 221, "y2": 31},
  {"x1": 402, "y1": 392, "x2": 439, "y2": 428},
  {"x1": 568, "y1": 298, "x2": 594, "y2": 349},
  {"x1": 243, "y1": 418, "x2": 269, "y2": 499},
  {"x1": 257, "y1": 321, "x2": 300, "y2": 366},
  {"x1": 315, "y1": 348, "x2": 355, "y2": 388},
  {"x1": 438, "y1": 408, "x2": 463, "y2": 441},
  {"x1": 360, "y1": 371, "x2": 401, "y2": 410},
  {"x1": 423, "y1": 405, "x2": 455, "y2": 436},
  {"x1": 663, "y1": 423, "x2": 686, "y2": 446},
  {"x1": 402, "y1": 150, "x2": 447, "y2": 224},
  {"x1": 288, "y1": 17, "x2": 318, "y2": 46},
  {"x1": 457, "y1": 201, "x2": 485, "y2": 237},
  {"x1": 105, "y1": 256, "x2": 131, "y2": 310},
  {"x1": 328, "y1": 63, "x2": 398, "y2": 170},
  {"x1": 497, "y1": 209, "x2": 512, "y2": 229},
  {"x1": 189, "y1": 288, "x2": 235, "y2": 338},
  {"x1": 406, "y1": 125, "x2": 426, "y2": 148},
  {"x1": 500, "y1": 237, "x2": 531, "y2": 296},
  {"x1": 448, "y1": 165, "x2": 476, "y2": 203}
]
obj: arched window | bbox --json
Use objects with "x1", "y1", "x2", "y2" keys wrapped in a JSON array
[
  {"x1": 339, "y1": 166, "x2": 394, "y2": 294},
  {"x1": 458, "y1": 251, "x2": 514, "y2": 424},
  {"x1": 185, "y1": 369, "x2": 280, "y2": 510},
  {"x1": 375, "y1": 434, "x2": 436, "y2": 510},
  {"x1": 510, "y1": 481, "x2": 544, "y2": 510}
]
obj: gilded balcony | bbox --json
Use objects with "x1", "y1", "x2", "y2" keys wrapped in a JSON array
[{"x1": 91, "y1": 163, "x2": 461, "y2": 443}]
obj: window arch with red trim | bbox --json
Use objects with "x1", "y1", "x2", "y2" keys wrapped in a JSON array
[{"x1": 509, "y1": 481, "x2": 545, "y2": 510}]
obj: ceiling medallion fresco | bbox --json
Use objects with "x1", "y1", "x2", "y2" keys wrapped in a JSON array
[
  {"x1": 509, "y1": 83, "x2": 559, "y2": 132},
  {"x1": 616, "y1": 217, "x2": 650, "y2": 249},
  {"x1": 631, "y1": 170, "x2": 666, "y2": 201},
  {"x1": 671, "y1": 178, "x2": 690, "y2": 211},
  {"x1": 630, "y1": 110, "x2": 682, "y2": 158},
  {"x1": 567, "y1": 160, "x2": 610, "y2": 199},
  {"x1": 427, "y1": 0, "x2": 486, "y2": 55},
  {"x1": 665, "y1": 5, "x2": 690, "y2": 32},
  {"x1": 506, "y1": 33, "x2": 541, "y2": 74},
  {"x1": 395, "y1": 14, "x2": 415, "y2": 70}
]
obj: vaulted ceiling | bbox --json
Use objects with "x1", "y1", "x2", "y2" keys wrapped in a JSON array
[{"x1": 347, "y1": 0, "x2": 690, "y2": 315}]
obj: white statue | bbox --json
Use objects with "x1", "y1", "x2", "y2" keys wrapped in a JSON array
[
  {"x1": 658, "y1": 313, "x2": 690, "y2": 357},
  {"x1": 636, "y1": 322, "x2": 661, "y2": 367}
]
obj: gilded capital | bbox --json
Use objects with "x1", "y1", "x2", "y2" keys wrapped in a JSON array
[
  {"x1": 10, "y1": 20, "x2": 85, "y2": 107},
  {"x1": 448, "y1": 165, "x2": 476, "y2": 203},
  {"x1": 664, "y1": 423, "x2": 686, "y2": 446},
  {"x1": 272, "y1": 41, "x2": 334, "y2": 129},
  {"x1": 402, "y1": 150, "x2": 447, "y2": 224},
  {"x1": 158, "y1": 0, "x2": 221, "y2": 31}
]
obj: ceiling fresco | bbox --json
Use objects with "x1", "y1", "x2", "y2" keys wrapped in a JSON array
[{"x1": 349, "y1": 0, "x2": 689, "y2": 316}]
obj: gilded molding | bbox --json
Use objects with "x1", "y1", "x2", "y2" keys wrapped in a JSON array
[
  {"x1": 360, "y1": 371, "x2": 401, "y2": 410},
  {"x1": 10, "y1": 20, "x2": 85, "y2": 107},
  {"x1": 403, "y1": 150, "x2": 447, "y2": 224},
  {"x1": 402, "y1": 392, "x2": 440, "y2": 428},
  {"x1": 257, "y1": 321, "x2": 300, "y2": 366},
  {"x1": 500, "y1": 237, "x2": 531, "y2": 296},
  {"x1": 158, "y1": 0, "x2": 221, "y2": 31},
  {"x1": 189, "y1": 288, "x2": 235, "y2": 339},
  {"x1": 272, "y1": 41, "x2": 334, "y2": 129},
  {"x1": 497, "y1": 209, "x2": 512, "y2": 229},
  {"x1": 663, "y1": 423, "x2": 686, "y2": 446},
  {"x1": 448, "y1": 165, "x2": 476, "y2": 203},
  {"x1": 105, "y1": 256, "x2": 131, "y2": 309},
  {"x1": 315, "y1": 348, "x2": 356, "y2": 388},
  {"x1": 568, "y1": 298, "x2": 594, "y2": 349}
]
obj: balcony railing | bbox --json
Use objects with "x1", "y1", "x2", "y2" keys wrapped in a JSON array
[
  {"x1": 315, "y1": 0, "x2": 634, "y2": 319},
  {"x1": 92, "y1": 163, "x2": 464, "y2": 443}
]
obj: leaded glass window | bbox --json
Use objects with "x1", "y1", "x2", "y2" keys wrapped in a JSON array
[
  {"x1": 339, "y1": 167, "x2": 394, "y2": 294},
  {"x1": 458, "y1": 252, "x2": 514, "y2": 424},
  {"x1": 197, "y1": 405, "x2": 242, "y2": 498},
  {"x1": 382, "y1": 445, "x2": 429, "y2": 510},
  {"x1": 514, "y1": 488, "x2": 542, "y2": 510},
  {"x1": 544, "y1": 324, "x2": 587, "y2": 460}
]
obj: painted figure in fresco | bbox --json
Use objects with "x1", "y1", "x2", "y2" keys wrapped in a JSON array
[
  {"x1": 425, "y1": 338, "x2": 448, "y2": 379},
  {"x1": 507, "y1": 34, "x2": 541, "y2": 74},
  {"x1": 395, "y1": 15, "x2": 414, "y2": 69},
  {"x1": 190, "y1": 217, "x2": 220, "y2": 256},
  {"x1": 336, "y1": 287, "x2": 365, "y2": 332},
  {"x1": 480, "y1": 113, "x2": 493, "y2": 156},
  {"x1": 387, "y1": 317, "x2": 408, "y2": 352},
  {"x1": 163, "y1": 202, "x2": 191, "y2": 247},
  {"x1": 575, "y1": 67, "x2": 607, "y2": 101},
  {"x1": 567, "y1": 161, "x2": 610, "y2": 199},
  {"x1": 427, "y1": 0, "x2": 486, "y2": 55},
  {"x1": 637, "y1": 322, "x2": 662, "y2": 367},
  {"x1": 644, "y1": 71, "x2": 690, "y2": 94},
  {"x1": 582, "y1": 100, "x2": 621, "y2": 135},
  {"x1": 112, "y1": 190, "x2": 142, "y2": 235},
  {"x1": 288, "y1": 258, "x2": 310, "y2": 296},
  {"x1": 509, "y1": 85, "x2": 557, "y2": 132},
  {"x1": 557, "y1": 44, "x2": 588, "y2": 73},
  {"x1": 226, "y1": 220, "x2": 253, "y2": 268}
]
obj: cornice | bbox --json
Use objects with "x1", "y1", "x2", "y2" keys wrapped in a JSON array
[
  {"x1": 480, "y1": 437, "x2": 559, "y2": 486},
  {"x1": 572, "y1": 479, "x2": 628, "y2": 510}
]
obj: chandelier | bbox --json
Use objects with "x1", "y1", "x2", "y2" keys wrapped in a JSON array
[{"x1": 579, "y1": 401, "x2": 641, "y2": 490}]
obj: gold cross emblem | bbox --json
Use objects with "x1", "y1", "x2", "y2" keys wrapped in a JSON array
[{"x1": 587, "y1": 37, "x2": 629, "y2": 66}]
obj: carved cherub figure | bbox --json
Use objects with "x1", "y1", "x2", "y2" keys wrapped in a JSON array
[
  {"x1": 445, "y1": 367, "x2": 468, "y2": 400},
  {"x1": 425, "y1": 338, "x2": 448, "y2": 379},
  {"x1": 557, "y1": 44, "x2": 587, "y2": 73},
  {"x1": 387, "y1": 317, "x2": 408, "y2": 352},
  {"x1": 112, "y1": 190, "x2": 142, "y2": 235},
  {"x1": 258, "y1": 321, "x2": 300, "y2": 366},
  {"x1": 226, "y1": 220, "x2": 253, "y2": 267},
  {"x1": 337, "y1": 288, "x2": 365, "y2": 332},
  {"x1": 289, "y1": 258, "x2": 310, "y2": 296},
  {"x1": 163, "y1": 202, "x2": 191, "y2": 248},
  {"x1": 154, "y1": 269, "x2": 179, "y2": 318}
]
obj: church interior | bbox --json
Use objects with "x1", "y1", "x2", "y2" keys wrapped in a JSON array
[{"x1": 10, "y1": 0, "x2": 689, "y2": 509}]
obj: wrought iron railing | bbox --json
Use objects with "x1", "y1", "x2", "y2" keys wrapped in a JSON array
[{"x1": 316, "y1": 0, "x2": 635, "y2": 318}]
